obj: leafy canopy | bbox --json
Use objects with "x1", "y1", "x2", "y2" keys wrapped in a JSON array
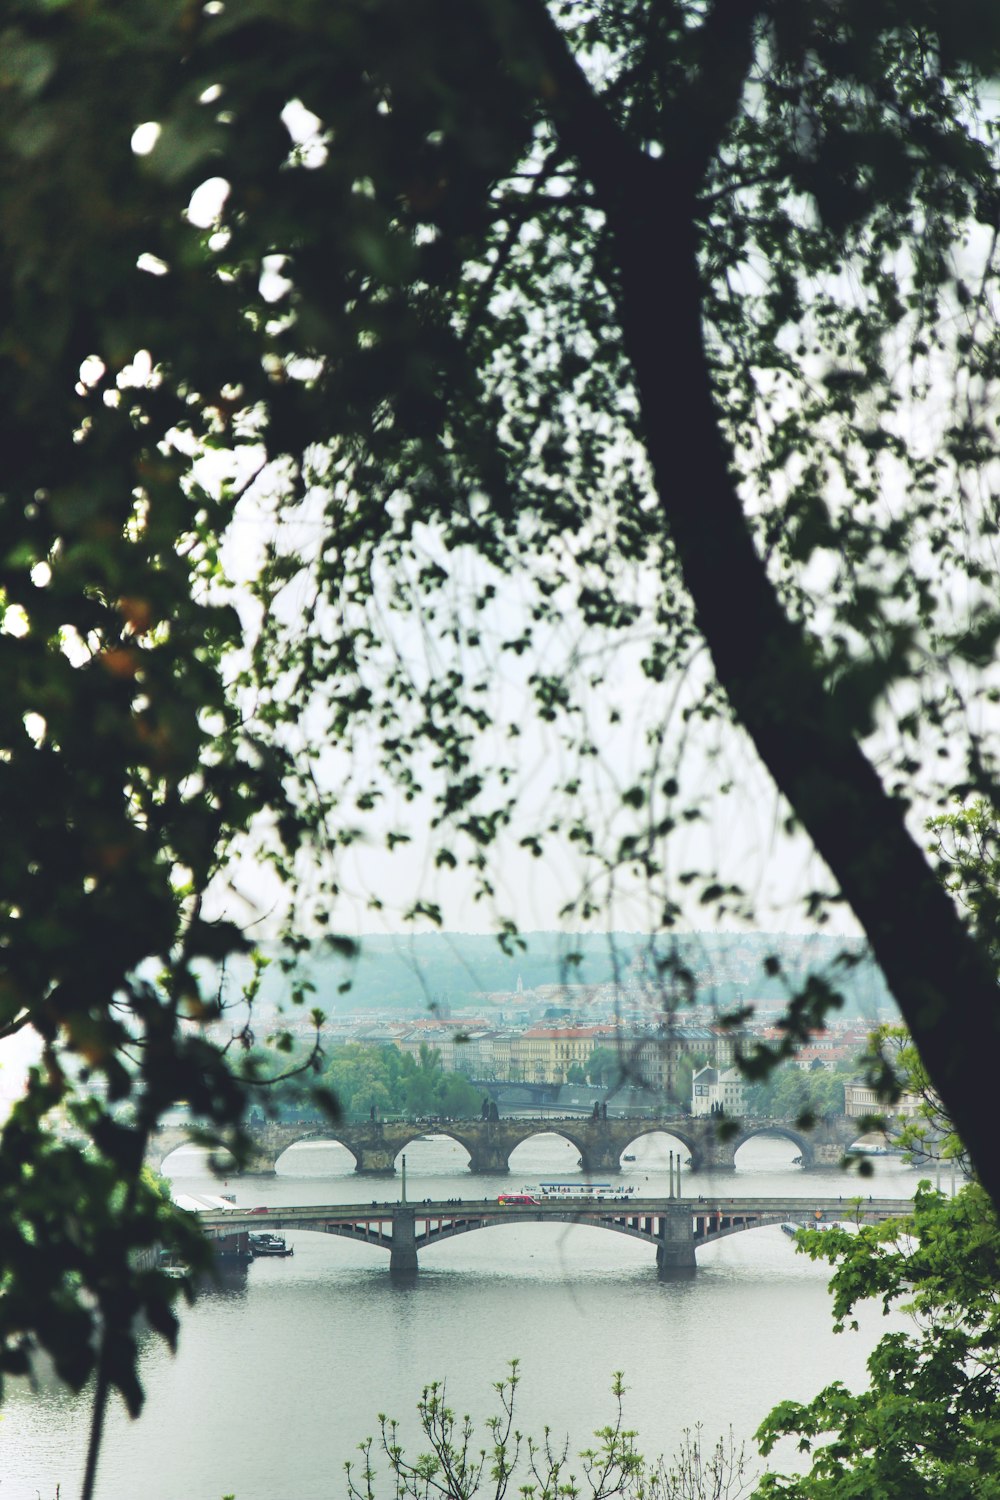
[
  {"x1": 3, "y1": 0, "x2": 1000, "y2": 1440},
  {"x1": 138, "y1": 0, "x2": 1000, "y2": 1184},
  {"x1": 757, "y1": 1183, "x2": 1000, "y2": 1498}
]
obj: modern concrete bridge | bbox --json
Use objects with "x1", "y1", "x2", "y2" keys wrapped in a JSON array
[
  {"x1": 195, "y1": 1193, "x2": 908, "y2": 1279},
  {"x1": 150, "y1": 1113, "x2": 863, "y2": 1176}
]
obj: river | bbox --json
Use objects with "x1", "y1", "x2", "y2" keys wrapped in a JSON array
[{"x1": 0, "y1": 1131, "x2": 931, "y2": 1500}]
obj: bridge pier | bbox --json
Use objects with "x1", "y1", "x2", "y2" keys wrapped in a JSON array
[
  {"x1": 389, "y1": 1207, "x2": 418, "y2": 1279},
  {"x1": 807, "y1": 1142, "x2": 846, "y2": 1168},
  {"x1": 355, "y1": 1149, "x2": 397, "y2": 1175},
  {"x1": 468, "y1": 1147, "x2": 510, "y2": 1173},
  {"x1": 466, "y1": 1124, "x2": 516, "y2": 1174},
  {"x1": 656, "y1": 1207, "x2": 697, "y2": 1279},
  {"x1": 688, "y1": 1139, "x2": 736, "y2": 1172},
  {"x1": 241, "y1": 1149, "x2": 279, "y2": 1176},
  {"x1": 579, "y1": 1139, "x2": 624, "y2": 1174}
]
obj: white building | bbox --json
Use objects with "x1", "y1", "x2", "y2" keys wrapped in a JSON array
[
  {"x1": 844, "y1": 1082, "x2": 923, "y2": 1120},
  {"x1": 691, "y1": 1065, "x2": 745, "y2": 1117}
]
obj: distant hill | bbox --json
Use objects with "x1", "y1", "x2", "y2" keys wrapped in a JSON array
[{"x1": 228, "y1": 929, "x2": 896, "y2": 1024}]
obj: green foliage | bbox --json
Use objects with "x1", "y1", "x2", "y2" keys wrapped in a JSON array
[
  {"x1": 755, "y1": 1183, "x2": 1000, "y2": 1498},
  {"x1": 927, "y1": 801, "x2": 1000, "y2": 969},
  {"x1": 434, "y1": 1069, "x2": 485, "y2": 1120},
  {"x1": 314, "y1": 1042, "x2": 481, "y2": 1119},
  {"x1": 857, "y1": 1023, "x2": 967, "y2": 1171},
  {"x1": 671, "y1": 1051, "x2": 708, "y2": 1110},
  {"x1": 141, "y1": 1163, "x2": 174, "y2": 1203},
  {"x1": 347, "y1": 1362, "x2": 751, "y2": 1500},
  {"x1": 3, "y1": 0, "x2": 1000, "y2": 1467},
  {"x1": 150, "y1": 0, "x2": 1000, "y2": 1201},
  {"x1": 586, "y1": 1048, "x2": 622, "y2": 1088},
  {"x1": 744, "y1": 1062, "x2": 850, "y2": 1123}
]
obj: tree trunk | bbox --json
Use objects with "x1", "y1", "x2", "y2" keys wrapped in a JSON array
[
  {"x1": 509, "y1": 0, "x2": 1000, "y2": 1206},
  {"x1": 608, "y1": 182, "x2": 1000, "y2": 1208}
]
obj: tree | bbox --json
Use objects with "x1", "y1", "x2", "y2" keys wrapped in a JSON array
[
  {"x1": 672, "y1": 1052, "x2": 709, "y2": 1112},
  {"x1": 315, "y1": 1040, "x2": 482, "y2": 1117},
  {"x1": 435, "y1": 1070, "x2": 483, "y2": 1118},
  {"x1": 587, "y1": 1048, "x2": 623, "y2": 1088},
  {"x1": 856, "y1": 1022, "x2": 968, "y2": 1174},
  {"x1": 144, "y1": 0, "x2": 1000, "y2": 1200},
  {"x1": 851, "y1": 799, "x2": 1000, "y2": 1172},
  {"x1": 750, "y1": 946, "x2": 1000, "y2": 1495},
  {"x1": 755, "y1": 1182, "x2": 1000, "y2": 1498},
  {"x1": 746, "y1": 1062, "x2": 848, "y2": 1123},
  {"x1": 5, "y1": 0, "x2": 1000, "y2": 1459},
  {"x1": 320, "y1": 1043, "x2": 401, "y2": 1120},
  {"x1": 400, "y1": 1043, "x2": 446, "y2": 1115},
  {"x1": 346, "y1": 1362, "x2": 751, "y2": 1500}
]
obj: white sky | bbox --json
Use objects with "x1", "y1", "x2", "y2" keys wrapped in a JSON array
[{"x1": 211, "y1": 459, "x2": 851, "y2": 942}]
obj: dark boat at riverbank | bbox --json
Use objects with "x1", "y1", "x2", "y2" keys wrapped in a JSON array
[{"x1": 249, "y1": 1231, "x2": 293, "y2": 1258}]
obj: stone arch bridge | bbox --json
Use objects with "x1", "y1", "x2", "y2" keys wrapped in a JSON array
[{"x1": 150, "y1": 1113, "x2": 862, "y2": 1176}]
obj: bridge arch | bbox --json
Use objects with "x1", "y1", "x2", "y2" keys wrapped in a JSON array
[
  {"x1": 729, "y1": 1124, "x2": 815, "y2": 1167},
  {"x1": 507, "y1": 1127, "x2": 590, "y2": 1173},
  {"x1": 410, "y1": 1209, "x2": 667, "y2": 1259},
  {"x1": 273, "y1": 1133, "x2": 360, "y2": 1173},
  {"x1": 233, "y1": 1213, "x2": 651, "y2": 1270},
  {"x1": 618, "y1": 1125, "x2": 699, "y2": 1167},
  {"x1": 157, "y1": 1140, "x2": 236, "y2": 1175},
  {"x1": 389, "y1": 1130, "x2": 474, "y2": 1170}
]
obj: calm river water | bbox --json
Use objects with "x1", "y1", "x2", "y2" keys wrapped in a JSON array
[{"x1": 1, "y1": 1131, "x2": 931, "y2": 1500}]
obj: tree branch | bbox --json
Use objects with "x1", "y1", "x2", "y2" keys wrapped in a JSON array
[
  {"x1": 605, "y1": 155, "x2": 1000, "y2": 1214},
  {"x1": 0, "y1": 1009, "x2": 33, "y2": 1043},
  {"x1": 680, "y1": 0, "x2": 763, "y2": 183},
  {"x1": 497, "y1": 0, "x2": 648, "y2": 199},
  {"x1": 499, "y1": 0, "x2": 1000, "y2": 1209}
]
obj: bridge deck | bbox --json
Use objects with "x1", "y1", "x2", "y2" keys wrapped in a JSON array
[
  {"x1": 197, "y1": 1194, "x2": 909, "y2": 1236},
  {"x1": 193, "y1": 1194, "x2": 911, "y2": 1276}
]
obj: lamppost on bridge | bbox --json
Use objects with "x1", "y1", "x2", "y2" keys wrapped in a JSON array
[{"x1": 401, "y1": 1153, "x2": 407, "y2": 1205}]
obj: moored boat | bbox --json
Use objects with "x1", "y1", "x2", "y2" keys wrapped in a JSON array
[{"x1": 249, "y1": 1231, "x2": 293, "y2": 1258}]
